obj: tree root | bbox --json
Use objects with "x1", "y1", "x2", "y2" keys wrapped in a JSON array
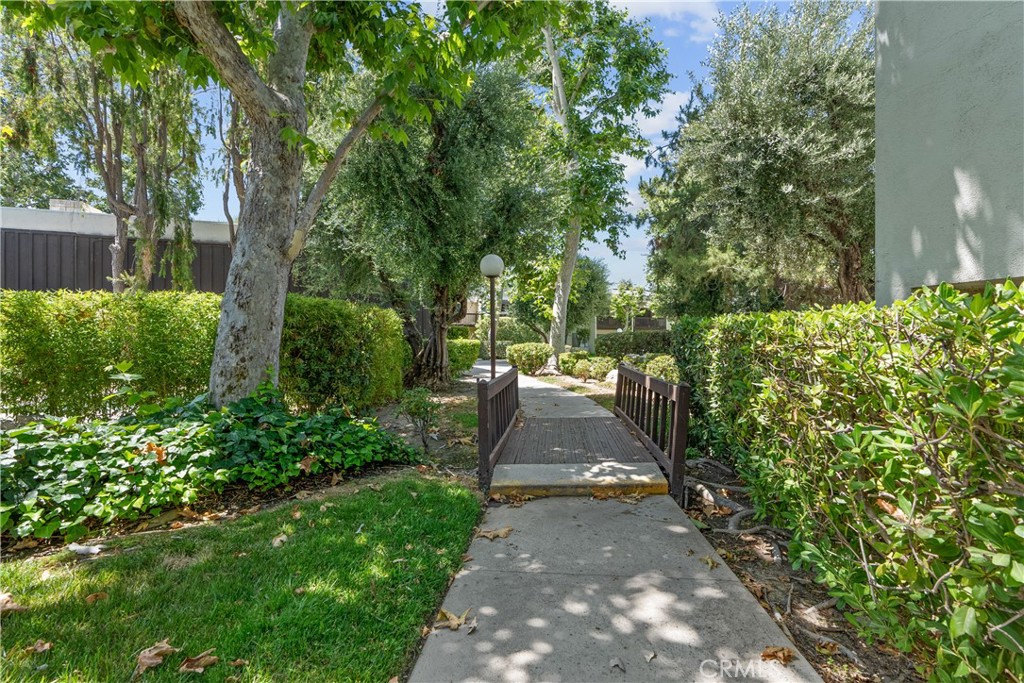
[
  {"x1": 685, "y1": 458, "x2": 735, "y2": 475},
  {"x1": 790, "y1": 622, "x2": 862, "y2": 667},
  {"x1": 685, "y1": 477, "x2": 748, "y2": 494},
  {"x1": 693, "y1": 483, "x2": 745, "y2": 512}
]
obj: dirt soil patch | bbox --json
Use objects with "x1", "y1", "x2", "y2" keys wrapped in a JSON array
[
  {"x1": 682, "y1": 457, "x2": 925, "y2": 683},
  {"x1": 536, "y1": 373, "x2": 616, "y2": 412}
]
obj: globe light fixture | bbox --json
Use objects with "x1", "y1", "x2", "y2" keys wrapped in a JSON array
[{"x1": 479, "y1": 254, "x2": 504, "y2": 379}]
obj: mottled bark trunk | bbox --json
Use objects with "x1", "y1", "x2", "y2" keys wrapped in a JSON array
[
  {"x1": 110, "y1": 215, "x2": 129, "y2": 294},
  {"x1": 412, "y1": 288, "x2": 464, "y2": 389},
  {"x1": 837, "y1": 241, "x2": 869, "y2": 302},
  {"x1": 548, "y1": 216, "x2": 581, "y2": 357}
]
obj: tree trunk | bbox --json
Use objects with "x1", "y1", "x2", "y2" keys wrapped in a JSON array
[
  {"x1": 548, "y1": 216, "x2": 581, "y2": 357},
  {"x1": 836, "y1": 241, "x2": 869, "y2": 302},
  {"x1": 208, "y1": 118, "x2": 304, "y2": 404},
  {"x1": 412, "y1": 288, "x2": 464, "y2": 389},
  {"x1": 110, "y1": 215, "x2": 128, "y2": 293}
]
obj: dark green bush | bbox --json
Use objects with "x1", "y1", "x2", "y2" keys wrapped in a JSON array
[
  {"x1": 671, "y1": 282, "x2": 1024, "y2": 680},
  {"x1": 0, "y1": 290, "x2": 407, "y2": 416},
  {"x1": 447, "y1": 326, "x2": 472, "y2": 340},
  {"x1": 558, "y1": 350, "x2": 590, "y2": 376},
  {"x1": 506, "y1": 342, "x2": 552, "y2": 375},
  {"x1": 585, "y1": 356, "x2": 616, "y2": 382},
  {"x1": 447, "y1": 338, "x2": 480, "y2": 375},
  {"x1": 279, "y1": 295, "x2": 406, "y2": 411},
  {"x1": 642, "y1": 355, "x2": 680, "y2": 384},
  {"x1": 595, "y1": 330, "x2": 672, "y2": 359},
  {"x1": 0, "y1": 384, "x2": 415, "y2": 541}
]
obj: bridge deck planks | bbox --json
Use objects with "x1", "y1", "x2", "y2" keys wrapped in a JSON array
[{"x1": 498, "y1": 417, "x2": 656, "y2": 466}]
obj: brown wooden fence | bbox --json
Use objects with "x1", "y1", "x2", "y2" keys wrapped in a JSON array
[
  {"x1": 477, "y1": 367, "x2": 519, "y2": 488},
  {"x1": 614, "y1": 363, "x2": 690, "y2": 500},
  {"x1": 0, "y1": 228, "x2": 231, "y2": 292}
]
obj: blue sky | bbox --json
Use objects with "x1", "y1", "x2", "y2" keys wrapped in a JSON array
[{"x1": 188, "y1": 1, "x2": 743, "y2": 286}]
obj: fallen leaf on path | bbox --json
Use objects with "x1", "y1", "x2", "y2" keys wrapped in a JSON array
[
  {"x1": 476, "y1": 527, "x2": 513, "y2": 541},
  {"x1": 644, "y1": 651, "x2": 657, "y2": 663},
  {"x1": 169, "y1": 521, "x2": 184, "y2": 529},
  {"x1": 229, "y1": 659, "x2": 247, "y2": 667},
  {"x1": 271, "y1": 534, "x2": 288, "y2": 548},
  {"x1": 132, "y1": 639, "x2": 179, "y2": 680},
  {"x1": 699, "y1": 555, "x2": 720, "y2": 570},
  {"x1": 178, "y1": 648, "x2": 218, "y2": 673},
  {"x1": 24, "y1": 640, "x2": 52, "y2": 654},
  {"x1": 294, "y1": 490, "x2": 312, "y2": 500},
  {"x1": 0, "y1": 592, "x2": 28, "y2": 612},
  {"x1": 610, "y1": 657, "x2": 626, "y2": 672},
  {"x1": 421, "y1": 625, "x2": 432, "y2": 637},
  {"x1": 416, "y1": 464, "x2": 430, "y2": 474},
  {"x1": 461, "y1": 553, "x2": 473, "y2": 563},
  {"x1": 68, "y1": 542, "x2": 105, "y2": 556},
  {"x1": 815, "y1": 641, "x2": 839, "y2": 656},
  {"x1": 11, "y1": 538, "x2": 39, "y2": 551},
  {"x1": 330, "y1": 473, "x2": 342, "y2": 485},
  {"x1": 85, "y1": 592, "x2": 109, "y2": 605},
  {"x1": 761, "y1": 646, "x2": 796, "y2": 666},
  {"x1": 434, "y1": 608, "x2": 472, "y2": 631}
]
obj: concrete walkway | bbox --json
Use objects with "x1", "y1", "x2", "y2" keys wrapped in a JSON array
[{"x1": 412, "y1": 368, "x2": 822, "y2": 683}]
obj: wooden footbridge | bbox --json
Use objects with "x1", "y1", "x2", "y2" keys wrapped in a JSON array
[{"x1": 476, "y1": 363, "x2": 690, "y2": 498}]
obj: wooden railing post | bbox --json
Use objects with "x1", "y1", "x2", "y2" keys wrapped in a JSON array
[{"x1": 477, "y1": 378, "x2": 490, "y2": 488}]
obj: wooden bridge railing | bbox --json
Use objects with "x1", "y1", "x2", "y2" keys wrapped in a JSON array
[
  {"x1": 614, "y1": 363, "x2": 690, "y2": 500},
  {"x1": 477, "y1": 367, "x2": 520, "y2": 488}
]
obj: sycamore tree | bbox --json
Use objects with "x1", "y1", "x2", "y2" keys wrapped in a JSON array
[
  {"x1": 535, "y1": 0, "x2": 669, "y2": 362},
  {"x1": 509, "y1": 255, "x2": 610, "y2": 345},
  {"x1": 309, "y1": 67, "x2": 555, "y2": 387},
  {"x1": 609, "y1": 280, "x2": 645, "y2": 332},
  {"x1": 675, "y1": 0, "x2": 875, "y2": 302},
  {"x1": 14, "y1": 0, "x2": 557, "y2": 406}
]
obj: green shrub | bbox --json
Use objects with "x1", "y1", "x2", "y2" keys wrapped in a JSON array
[
  {"x1": 0, "y1": 290, "x2": 407, "y2": 417},
  {"x1": 447, "y1": 325, "x2": 472, "y2": 340},
  {"x1": 399, "y1": 388, "x2": 438, "y2": 450},
  {"x1": 447, "y1": 338, "x2": 480, "y2": 375},
  {"x1": 595, "y1": 330, "x2": 671, "y2": 359},
  {"x1": 558, "y1": 350, "x2": 590, "y2": 376},
  {"x1": 279, "y1": 295, "x2": 407, "y2": 412},
  {"x1": 506, "y1": 343, "x2": 552, "y2": 375},
  {"x1": 476, "y1": 316, "x2": 543, "y2": 358},
  {"x1": 642, "y1": 355, "x2": 681, "y2": 384},
  {"x1": 671, "y1": 282, "x2": 1024, "y2": 680},
  {"x1": 586, "y1": 356, "x2": 616, "y2": 382},
  {"x1": 0, "y1": 384, "x2": 415, "y2": 541}
]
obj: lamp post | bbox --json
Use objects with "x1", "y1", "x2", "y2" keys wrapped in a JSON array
[{"x1": 479, "y1": 254, "x2": 504, "y2": 379}]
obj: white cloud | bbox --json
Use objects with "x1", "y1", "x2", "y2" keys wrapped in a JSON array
[
  {"x1": 617, "y1": 154, "x2": 651, "y2": 184},
  {"x1": 611, "y1": 1, "x2": 721, "y2": 43},
  {"x1": 634, "y1": 90, "x2": 691, "y2": 138}
]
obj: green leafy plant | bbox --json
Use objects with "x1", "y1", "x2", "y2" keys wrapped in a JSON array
[
  {"x1": 558, "y1": 350, "x2": 591, "y2": 376},
  {"x1": 0, "y1": 290, "x2": 408, "y2": 417},
  {"x1": 577, "y1": 356, "x2": 616, "y2": 383},
  {"x1": 0, "y1": 382, "x2": 414, "y2": 541},
  {"x1": 671, "y1": 281, "x2": 1024, "y2": 680},
  {"x1": 447, "y1": 339, "x2": 480, "y2": 375},
  {"x1": 595, "y1": 330, "x2": 672, "y2": 360},
  {"x1": 506, "y1": 343, "x2": 553, "y2": 376},
  {"x1": 641, "y1": 355, "x2": 681, "y2": 384},
  {"x1": 476, "y1": 317, "x2": 545, "y2": 359},
  {"x1": 399, "y1": 388, "x2": 439, "y2": 450}
]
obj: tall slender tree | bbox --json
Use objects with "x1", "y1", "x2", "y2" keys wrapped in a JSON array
[{"x1": 535, "y1": 0, "x2": 669, "y2": 363}]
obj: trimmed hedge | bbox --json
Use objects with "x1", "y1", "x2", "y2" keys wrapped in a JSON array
[
  {"x1": 447, "y1": 325, "x2": 472, "y2": 340},
  {"x1": 595, "y1": 330, "x2": 671, "y2": 359},
  {"x1": 506, "y1": 343, "x2": 552, "y2": 376},
  {"x1": 447, "y1": 338, "x2": 480, "y2": 375},
  {"x1": 0, "y1": 290, "x2": 408, "y2": 416},
  {"x1": 558, "y1": 350, "x2": 590, "y2": 376},
  {"x1": 671, "y1": 282, "x2": 1024, "y2": 680}
]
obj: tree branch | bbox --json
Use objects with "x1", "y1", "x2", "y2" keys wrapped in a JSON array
[{"x1": 172, "y1": 0, "x2": 279, "y2": 121}]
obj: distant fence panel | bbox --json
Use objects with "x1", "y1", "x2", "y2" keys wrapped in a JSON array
[{"x1": 0, "y1": 229, "x2": 231, "y2": 293}]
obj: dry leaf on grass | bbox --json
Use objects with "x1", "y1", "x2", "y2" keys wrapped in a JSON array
[
  {"x1": 229, "y1": 659, "x2": 247, "y2": 667},
  {"x1": 476, "y1": 527, "x2": 513, "y2": 541},
  {"x1": 761, "y1": 646, "x2": 796, "y2": 666},
  {"x1": 178, "y1": 648, "x2": 218, "y2": 673},
  {"x1": 294, "y1": 587, "x2": 307, "y2": 595},
  {"x1": 815, "y1": 641, "x2": 840, "y2": 656},
  {"x1": 85, "y1": 592, "x2": 109, "y2": 605},
  {"x1": 0, "y1": 592, "x2": 28, "y2": 613},
  {"x1": 291, "y1": 506, "x2": 302, "y2": 520},
  {"x1": 434, "y1": 608, "x2": 472, "y2": 631},
  {"x1": 271, "y1": 534, "x2": 288, "y2": 548},
  {"x1": 132, "y1": 639, "x2": 179, "y2": 680},
  {"x1": 24, "y1": 640, "x2": 52, "y2": 654}
]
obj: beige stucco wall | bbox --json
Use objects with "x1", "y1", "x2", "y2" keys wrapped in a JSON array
[{"x1": 875, "y1": 1, "x2": 1024, "y2": 305}]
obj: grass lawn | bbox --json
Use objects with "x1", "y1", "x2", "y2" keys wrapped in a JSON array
[{"x1": 0, "y1": 473, "x2": 480, "y2": 682}]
